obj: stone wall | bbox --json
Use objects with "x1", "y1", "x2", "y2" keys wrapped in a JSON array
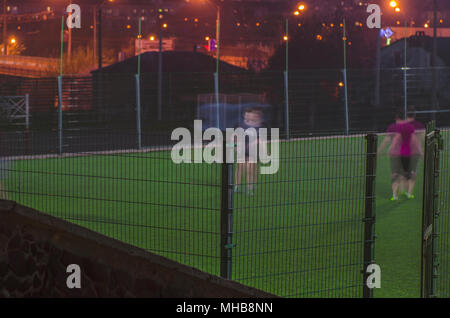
[{"x1": 0, "y1": 200, "x2": 275, "y2": 298}]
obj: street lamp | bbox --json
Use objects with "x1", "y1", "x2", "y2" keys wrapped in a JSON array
[
  {"x1": 283, "y1": 4, "x2": 307, "y2": 138},
  {"x1": 194, "y1": 0, "x2": 222, "y2": 129}
]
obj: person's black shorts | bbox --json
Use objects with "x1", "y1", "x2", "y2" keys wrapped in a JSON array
[
  {"x1": 390, "y1": 155, "x2": 420, "y2": 179},
  {"x1": 410, "y1": 155, "x2": 421, "y2": 174}
]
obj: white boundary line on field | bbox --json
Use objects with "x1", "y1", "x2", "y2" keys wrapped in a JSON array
[
  {"x1": 2, "y1": 128, "x2": 449, "y2": 161},
  {"x1": 1, "y1": 134, "x2": 364, "y2": 161}
]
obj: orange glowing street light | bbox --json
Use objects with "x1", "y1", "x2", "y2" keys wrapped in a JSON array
[
  {"x1": 293, "y1": 3, "x2": 306, "y2": 16},
  {"x1": 389, "y1": 1, "x2": 398, "y2": 8},
  {"x1": 192, "y1": 0, "x2": 221, "y2": 73},
  {"x1": 10, "y1": 37, "x2": 16, "y2": 44}
]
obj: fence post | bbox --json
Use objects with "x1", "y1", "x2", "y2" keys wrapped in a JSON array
[
  {"x1": 363, "y1": 133, "x2": 377, "y2": 298},
  {"x1": 214, "y1": 72, "x2": 220, "y2": 128},
  {"x1": 421, "y1": 122, "x2": 442, "y2": 298},
  {"x1": 25, "y1": 93, "x2": 30, "y2": 129},
  {"x1": 343, "y1": 69, "x2": 349, "y2": 135},
  {"x1": 421, "y1": 121, "x2": 433, "y2": 297},
  {"x1": 283, "y1": 71, "x2": 290, "y2": 140},
  {"x1": 220, "y1": 136, "x2": 234, "y2": 280},
  {"x1": 135, "y1": 74, "x2": 142, "y2": 150},
  {"x1": 57, "y1": 76, "x2": 63, "y2": 155},
  {"x1": 403, "y1": 67, "x2": 408, "y2": 119},
  {"x1": 431, "y1": 129, "x2": 442, "y2": 297},
  {"x1": 342, "y1": 19, "x2": 350, "y2": 135}
]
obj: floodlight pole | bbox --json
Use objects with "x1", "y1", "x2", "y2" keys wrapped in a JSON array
[
  {"x1": 431, "y1": 0, "x2": 438, "y2": 121},
  {"x1": 284, "y1": 18, "x2": 290, "y2": 139},
  {"x1": 216, "y1": 5, "x2": 220, "y2": 74},
  {"x1": 97, "y1": 6, "x2": 102, "y2": 71},
  {"x1": 214, "y1": 4, "x2": 221, "y2": 128},
  {"x1": 403, "y1": 20, "x2": 407, "y2": 120},
  {"x1": 158, "y1": 24, "x2": 163, "y2": 121},
  {"x1": 343, "y1": 19, "x2": 349, "y2": 135},
  {"x1": 2, "y1": 0, "x2": 7, "y2": 56},
  {"x1": 58, "y1": 16, "x2": 65, "y2": 156},
  {"x1": 136, "y1": 18, "x2": 142, "y2": 150},
  {"x1": 374, "y1": 25, "x2": 381, "y2": 108}
]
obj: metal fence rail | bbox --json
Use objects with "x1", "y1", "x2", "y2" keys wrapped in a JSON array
[
  {"x1": 436, "y1": 128, "x2": 450, "y2": 297},
  {"x1": 421, "y1": 122, "x2": 441, "y2": 297}
]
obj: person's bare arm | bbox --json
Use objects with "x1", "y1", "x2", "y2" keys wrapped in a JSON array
[
  {"x1": 411, "y1": 133, "x2": 424, "y2": 158},
  {"x1": 417, "y1": 130, "x2": 425, "y2": 154},
  {"x1": 377, "y1": 134, "x2": 392, "y2": 155}
]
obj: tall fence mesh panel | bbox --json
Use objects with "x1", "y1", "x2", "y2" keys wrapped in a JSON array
[
  {"x1": 230, "y1": 133, "x2": 369, "y2": 297},
  {"x1": 1, "y1": 133, "x2": 222, "y2": 276}
]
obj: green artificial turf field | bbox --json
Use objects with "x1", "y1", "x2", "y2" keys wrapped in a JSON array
[{"x1": 2, "y1": 132, "x2": 448, "y2": 298}]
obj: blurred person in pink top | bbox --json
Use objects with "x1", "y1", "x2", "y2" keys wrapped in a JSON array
[
  {"x1": 378, "y1": 109, "x2": 421, "y2": 200},
  {"x1": 404, "y1": 107, "x2": 425, "y2": 198}
]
